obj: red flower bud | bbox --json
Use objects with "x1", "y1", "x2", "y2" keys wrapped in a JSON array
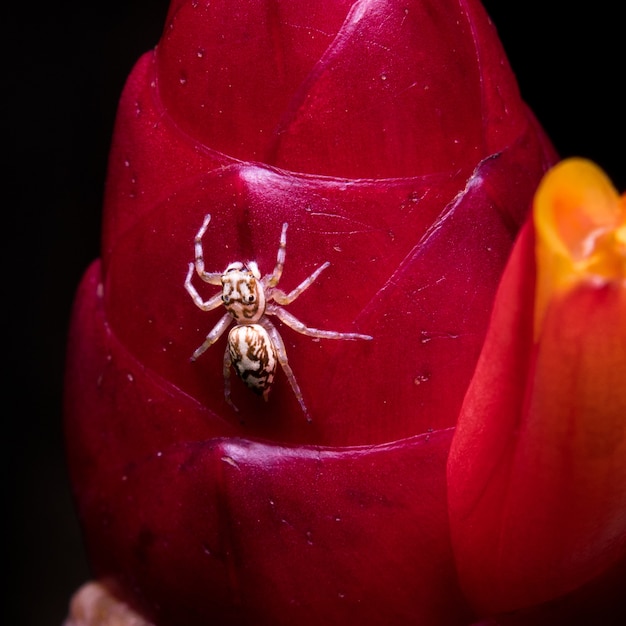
[
  {"x1": 448, "y1": 158, "x2": 626, "y2": 622},
  {"x1": 64, "y1": 1, "x2": 556, "y2": 624}
]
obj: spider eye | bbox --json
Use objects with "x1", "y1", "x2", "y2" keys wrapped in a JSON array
[
  {"x1": 222, "y1": 294, "x2": 230, "y2": 303},
  {"x1": 247, "y1": 294, "x2": 256, "y2": 303}
]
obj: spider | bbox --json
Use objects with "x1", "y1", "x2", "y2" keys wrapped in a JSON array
[{"x1": 184, "y1": 214, "x2": 372, "y2": 421}]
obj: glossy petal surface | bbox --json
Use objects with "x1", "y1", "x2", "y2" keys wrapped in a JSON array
[
  {"x1": 155, "y1": 0, "x2": 527, "y2": 178},
  {"x1": 65, "y1": 1, "x2": 558, "y2": 624}
]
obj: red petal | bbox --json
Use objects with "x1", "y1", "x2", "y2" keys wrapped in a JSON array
[
  {"x1": 154, "y1": 0, "x2": 533, "y2": 178},
  {"x1": 101, "y1": 51, "x2": 229, "y2": 265},
  {"x1": 447, "y1": 222, "x2": 626, "y2": 615},
  {"x1": 100, "y1": 142, "x2": 549, "y2": 446},
  {"x1": 65, "y1": 1, "x2": 560, "y2": 622},
  {"x1": 157, "y1": 0, "x2": 354, "y2": 169},
  {"x1": 65, "y1": 272, "x2": 468, "y2": 625}
]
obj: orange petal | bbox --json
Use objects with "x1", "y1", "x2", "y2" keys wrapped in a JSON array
[
  {"x1": 448, "y1": 159, "x2": 626, "y2": 615},
  {"x1": 534, "y1": 157, "x2": 625, "y2": 336}
]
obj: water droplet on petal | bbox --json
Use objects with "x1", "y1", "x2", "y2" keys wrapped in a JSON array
[{"x1": 414, "y1": 372, "x2": 430, "y2": 385}]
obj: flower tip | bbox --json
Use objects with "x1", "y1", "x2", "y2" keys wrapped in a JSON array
[{"x1": 533, "y1": 157, "x2": 625, "y2": 336}]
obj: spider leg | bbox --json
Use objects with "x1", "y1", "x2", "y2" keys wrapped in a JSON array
[
  {"x1": 223, "y1": 344, "x2": 238, "y2": 412},
  {"x1": 191, "y1": 312, "x2": 233, "y2": 361},
  {"x1": 185, "y1": 263, "x2": 224, "y2": 311},
  {"x1": 270, "y1": 261, "x2": 330, "y2": 305},
  {"x1": 261, "y1": 318, "x2": 311, "y2": 422},
  {"x1": 193, "y1": 214, "x2": 222, "y2": 285},
  {"x1": 267, "y1": 305, "x2": 373, "y2": 341},
  {"x1": 265, "y1": 222, "x2": 288, "y2": 288}
]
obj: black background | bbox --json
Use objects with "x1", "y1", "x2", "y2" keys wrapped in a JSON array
[{"x1": 6, "y1": 2, "x2": 623, "y2": 624}]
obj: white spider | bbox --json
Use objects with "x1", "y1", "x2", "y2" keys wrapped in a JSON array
[{"x1": 185, "y1": 214, "x2": 372, "y2": 421}]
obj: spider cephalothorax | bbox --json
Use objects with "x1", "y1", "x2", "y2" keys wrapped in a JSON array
[
  {"x1": 185, "y1": 214, "x2": 372, "y2": 421},
  {"x1": 220, "y1": 262, "x2": 265, "y2": 322}
]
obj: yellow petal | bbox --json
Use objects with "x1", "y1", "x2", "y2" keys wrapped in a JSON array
[{"x1": 533, "y1": 157, "x2": 625, "y2": 337}]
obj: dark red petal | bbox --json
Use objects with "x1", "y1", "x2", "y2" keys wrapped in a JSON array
[
  {"x1": 100, "y1": 135, "x2": 549, "y2": 447},
  {"x1": 157, "y1": 0, "x2": 355, "y2": 170},
  {"x1": 65, "y1": 1, "x2": 561, "y2": 623},
  {"x1": 154, "y1": 0, "x2": 533, "y2": 178},
  {"x1": 65, "y1": 273, "x2": 469, "y2": 624},
  {"x1": 101, "y1": 51, "x2": 230, "y2": 266},
  {"x1": 271, "y1": 0, "x2": 529, "y2": 177}
]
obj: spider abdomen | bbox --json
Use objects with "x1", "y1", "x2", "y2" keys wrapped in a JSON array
[{"x1": 228, "y1": 324, "x2": 277, "y2": 400}]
